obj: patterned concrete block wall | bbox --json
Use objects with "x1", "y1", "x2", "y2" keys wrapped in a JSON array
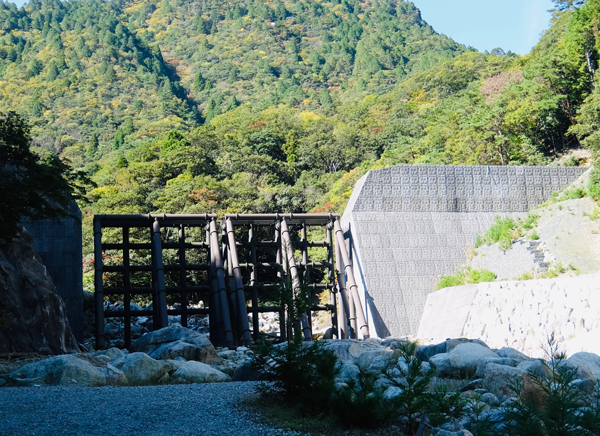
[
  {"x1": 23, "y1": 201, "x2": 83, "y2": 342},
  {"x1": 418, "y1": 273, "x2": 600, "y2": 358},
  {"x1": 341, "y1": 165, "x2": 587, "y2": 338}
]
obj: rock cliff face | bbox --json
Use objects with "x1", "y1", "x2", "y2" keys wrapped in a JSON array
[{"x1": 0, "y1": 228, "x2": 78, "y2": 354}]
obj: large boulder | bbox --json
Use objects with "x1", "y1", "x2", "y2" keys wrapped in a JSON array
[
  {"x1": 481, "y1": 362, "x2": 527, "y2": 398},
  {"x1": 417, "y1": 339, "x2": 489, "y2": 362},
  {"x1": 130, "y1": 325, "x2": 222, "y2": 365},
  {"x1": 6, "y1": 354, "x2": 127, "y2": 387},
  {"x1": 496, "y1": 347, "x2": 530, "y2": 363},
  {"x1": 93, "y1": 347, "x2": 129, "y2": 363},
  {"x1": 429, "y1": 343, "x2": 498, "y2": 378},
  {"x1": 322, "y1": 339, "x2": 386, "y2": 365},
  {"x1": 0, "y1": 229, "x2": 79, "y2": 354},
  {"x1": 356, "y1": 348, "x2": 396, "y2": 373},
  {"x1": 110, "y1": 352, "x2": 172, "y2": 386},
  {"x1": 565, "y1": 352, "x2": 600, "y2": 380},
  {"x1": 169, "y1": 361, "x2": 231, "y2": 384}
]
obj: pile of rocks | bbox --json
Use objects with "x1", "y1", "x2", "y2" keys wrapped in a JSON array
[
  {"x1": 4, "y1": 327, "x2": 600, "y2": 435},
  {"x1": 93, "y1": 299, "x2": 286, "y2": 349},
  {"x1": 323, "y1": 337, "x2": 600, "y2": 435},
  {"x1": 2, "y1": 325, "x2": 254, "y2": 387}
]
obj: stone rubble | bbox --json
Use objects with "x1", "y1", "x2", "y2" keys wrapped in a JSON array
[{"x1": 3, "y1": 327, "x2": 600, "y2": 435}]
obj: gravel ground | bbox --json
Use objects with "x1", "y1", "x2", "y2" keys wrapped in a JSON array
[{"x1": 0, "y1": 382, "x2": 298, "y2": 436}]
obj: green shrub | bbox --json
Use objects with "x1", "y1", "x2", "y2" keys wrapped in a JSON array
[
  {"x1": 589, "y1": 165, "x2": 600, "y2": 201},
  {"x1": 475, "y1": 216, "x2": 518, "y2": 250},
  {"x1": 251, "y1": 333, "x2": 339, "y2": 414},
  {"x1": 503, "y1": 335, "x2": 600, "y2": 436},
  {"x1": 436, "y1": 267, "x2": 497, "y2": 290},
  {"x1": 386, "y1": 342, "x2": 436, "y2": 434},
  {"x1": 556, "y1": 186, "x2": 587, "y2": 202},
  {"x1": 332, "y1": 370, "x2": 397, "y2": 429},
  {"x1": 522, "y1": 213, "x2": 540, "y2": 230}
]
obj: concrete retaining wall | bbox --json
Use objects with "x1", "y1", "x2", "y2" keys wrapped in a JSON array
[
  {"x1": 342, "y1": 164, "x2": 587, "y2": 338},
  {"x1": 418, "y1": 273, "x2": 600, "y2": 357},
  {"x1": 23, "y1": 201, "x2": 83, "y2": 342}
]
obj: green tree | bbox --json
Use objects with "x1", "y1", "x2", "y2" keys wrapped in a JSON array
[{"x1": 0, "y1": 112, "x2": 81, "y2": 243}]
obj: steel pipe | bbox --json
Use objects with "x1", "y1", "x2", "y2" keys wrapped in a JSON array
[
  {"x1": 151, "y1": 219, "x2": 169, "y2": 330},
  {"x1": 280, "y1": 217, "x2": 312, "y2": 341},
  {"x1": 225, "y1": 219, "x2": 253, "y2": 346},
  {"x1": 93, "y1": 218, "x2": 105, "y2": 350},
  {"x1": 226, "y1": 213, "x2": 340, "y2": 226},
  {"x1": 335, "y1": 235, "x2": 352, "y2": 339},
  {"x1": 209, "y1": 219, "x2": 235, "y2": 349},
  {"x1": 333, "y1": 219, "x2": 370, "y2": 338}
]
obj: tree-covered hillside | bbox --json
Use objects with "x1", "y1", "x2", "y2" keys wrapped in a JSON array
[
  {"x1": 2, "y1": 0, "x2": 600, "y2": 258},
  {"x1": 0, "y1": 0, "x2": 467, "y2": 157}
]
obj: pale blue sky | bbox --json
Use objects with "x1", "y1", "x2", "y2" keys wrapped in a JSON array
[
  {"x1": 412, "y1": 0, "x2": 555, "y2": 54},
  {"x1": 8, "y1": 0, "x2": 555, "y2": 55}
]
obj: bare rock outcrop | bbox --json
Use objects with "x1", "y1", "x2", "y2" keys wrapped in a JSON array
[{"x1": 0, "y1": 228, "x2": 78, "y2": 354}]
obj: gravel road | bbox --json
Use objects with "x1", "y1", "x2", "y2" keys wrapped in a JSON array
[{"x1": 0, "y1": 382, "x2": 297, "y2": 436}]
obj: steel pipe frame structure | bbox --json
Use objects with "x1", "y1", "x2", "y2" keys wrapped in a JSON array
[
  {"x1": 94, "y1": 213, "x2": 369, "y2": 350},
  {"x1": 94, "y1": 214, "x2": 216, "y2": 349}
]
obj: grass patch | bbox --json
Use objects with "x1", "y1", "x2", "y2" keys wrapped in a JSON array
[
  {"x1": 589, "y1": 164, "x2": 600, "y2": 201},
  {"x1": 475, "y1": 213, "x2": 540, "y2": 251},
  {"x1": 436, "y1": 267, "x2": 497, "y2": 290},
  {"x1": 584, "y1": 207, "x2": 600, "y2": 221},
  {"x1": 241, "y1": 392, "x2": 405, "y2": 435}
]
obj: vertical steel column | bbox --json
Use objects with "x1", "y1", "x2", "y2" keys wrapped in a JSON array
[
  {"x1": 93, "y1": 217, "x2": 105, "y2": 350},
  {"x1": 209, "y1": 219, "x2": 234, "y2": 349},
  {"x1": 335, "y1": 238, "x2": 352, "y2": 339},
  {"x1": 222, "y1": 227, "x2": 237, "y2": 333},
  {"x1": 274, "y1": 222, "x2": 286, "y2": 342},
  {"x1": 333, "y1": 219, "x2": 370, "y2": 338},
  {"x1": 249, "y1": 224, "x2": 260, "y2": 342},
  {"x1": 300, "y1": 223, "x2": 312, "y2": 333},
  {"x1": 326, "y1": 223, "x2": 338, "y2": 338},
  {"x1": 178, "y1": 225, "x2": 188, "y2": 328},
  {"x1": 123, "y1": 227, "x2": 132, "y2": 348},
  {"x1": 225, "y1": 219, "x2": 252, "y2": 346},
  {"x1": 151, "y1": 219, "x2": 168, "y2": 330},
  {"x1": 280, "y1": 218, "x2": 312, "y2": 341},
  {"x1": 208, "y1": 225, "x2": 221, "y2": 346}
]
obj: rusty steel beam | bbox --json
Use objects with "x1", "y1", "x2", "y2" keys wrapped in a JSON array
[
  {"x1": 151, "y1": 219, "x2": 169, "y2": 330},
  {"x1": 335, "y1": 234, "x2": 352, "y2": 339},
  {"x1": 96, "y1": 213, "x2": 217, "y2": 227},
  {"x1": 280, "y1": 217, "x2": 312, "y2": 341},
  {"x1": 226, "y1": 213, "x2": 340, "y2": 226},
  {"x1": 93, "y1": 217, "x2": 106, "y2": 350},
  {"x1": 333, "y1": 219, "x2": 370, "y2": 339},
  {"x1": 225, "y1": 219, "x2": 253, "y2": 346},
  {"x1": 209, "y1": 219, "x2": 235, "y2": 349}
]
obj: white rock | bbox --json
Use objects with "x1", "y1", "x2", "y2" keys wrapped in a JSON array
[
  {"x1": 111, "y1": 352, "x2": 171, "y2": 386},
  {"x1": 336, "y1": 363, "x2": 360, "y2": 384},
  {"x1": 356, "y1": 349, "x2": 394, "y2": 372},
  {"x1": 130, "y1": 325, "x2": 222, "y2": 365},
  {"x1": 517, "y1": 359, "x2": 551, "y2": 379},
  {"x1": 170, "y1": 361, "x2": 231, "y2": 384},
  {"x1": 429, "y1": 343, "x2": 498, "y2": 378},
  {"x1": 383, "y1": 386, "x2": 403, "y2": 400},
  {"x1": 7, "y1": 354, "x2": 127, "y2": 387},
  {"x1": 565, "y1": 352, "x2": 600, "y2": 380},
  {"x1": 481, "y1": 363, "x2": 526, "y2": 398},
  {"x1": 322, "y1": 339, "x2": 384, "y2": 366},
  {"x1": 496, "y1": 347, "x2": 530, "y2": 362}
]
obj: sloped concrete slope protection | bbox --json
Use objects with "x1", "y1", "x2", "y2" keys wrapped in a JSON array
[{"x1": 341, "y1": 165, "x2": 587, "y2": 337}]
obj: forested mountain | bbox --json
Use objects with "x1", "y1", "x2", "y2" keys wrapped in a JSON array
[
  {"x1": 1, "y1": 0, "x2": 600, "y2": 257},
  {"x1": 0, "y1": 0, "x2": 466, "y2": 155}
]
